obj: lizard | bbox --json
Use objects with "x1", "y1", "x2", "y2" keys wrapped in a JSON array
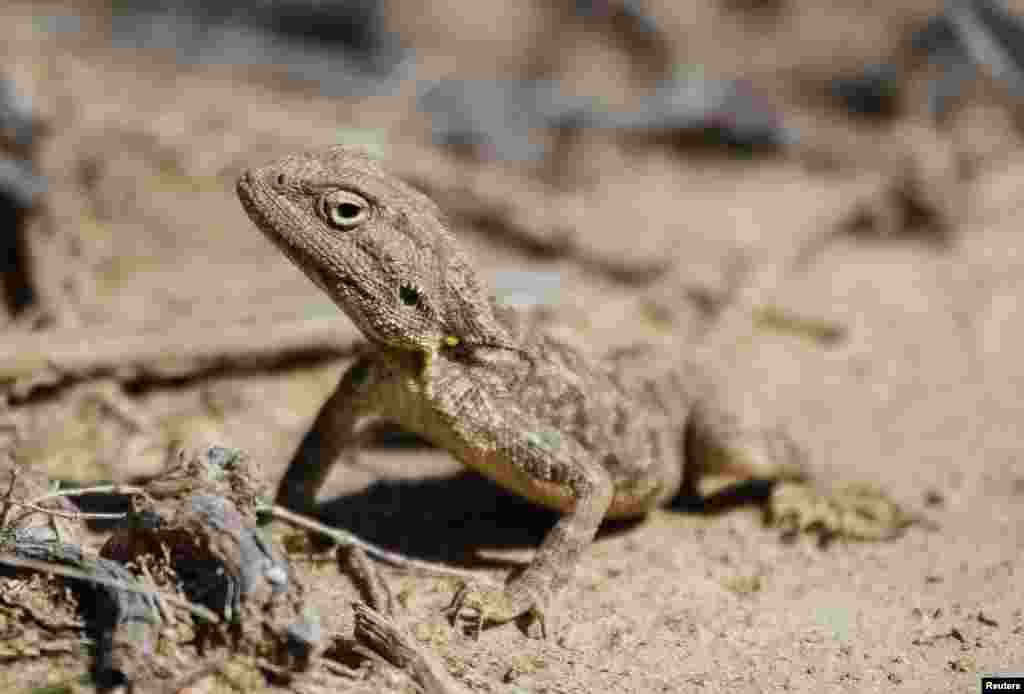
[{"x1": 235, "y1": 145, "x2": 912, "y2": 637}]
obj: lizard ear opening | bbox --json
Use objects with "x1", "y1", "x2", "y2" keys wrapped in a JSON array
[{"x1": 399, "y1": 284, "x2": 421, "y2": 307}]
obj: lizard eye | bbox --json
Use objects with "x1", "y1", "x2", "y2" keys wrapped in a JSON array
[{"x1": 320, "y1": 190, "x2": 371, "y2": 230}]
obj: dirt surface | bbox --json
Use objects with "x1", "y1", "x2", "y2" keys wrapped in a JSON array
[{"x1": 1, "y1": 0, "x2": 1023, "y2": 692}]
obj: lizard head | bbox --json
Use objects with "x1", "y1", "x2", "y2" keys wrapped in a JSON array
[{"x1": 237, "y1": 146, "x2": 514, "y2": 355}]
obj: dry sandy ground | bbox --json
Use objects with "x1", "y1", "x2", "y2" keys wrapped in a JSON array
[{"x1": 1, "y1": 0, "x2": 1023, "y2": 692}]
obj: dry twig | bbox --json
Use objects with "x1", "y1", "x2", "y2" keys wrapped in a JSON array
[
  {"x1": 269, "y1": 504, "x2": 483, "y2": 582},
  {"x1": 353, "y1": 603, "x2": 472, "y2": 694},
  {"x1": 0, "y1": 310, "x2": 360, "y2": 400}
]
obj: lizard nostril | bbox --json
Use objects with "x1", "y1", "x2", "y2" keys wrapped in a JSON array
[
  {"x1": 236, "y1": 171, "x2": 254, "y2": 198},
  {"x1": 275, "y1": 172, "x2": 288, "y2": 187}
]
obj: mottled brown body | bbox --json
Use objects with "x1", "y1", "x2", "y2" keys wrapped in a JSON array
[
  {"x1": 349, "y1": 313, "x2": 690, "y2": 520},
  {"x1": 236, "y1": 146, "x2": 909, "y2": 636}
]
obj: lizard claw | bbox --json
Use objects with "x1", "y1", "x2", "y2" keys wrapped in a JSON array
[
  {"x1": 768, "y1": 481, "x2": 918, "y2": 545},
  {"x1": 444, "y1": 579, "x2": 547, "y2": 640}
]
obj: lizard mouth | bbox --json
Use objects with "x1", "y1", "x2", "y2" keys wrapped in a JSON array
[
  {"x1": 236, "y1": 172, "x2": 269, "y2": 234},
  {"x1": 238, "y1": 172, "x2": 387, "y2": 342},
  {"x1": 237, "y1": 167, "x2": 417, "y2": 349},
  {"x1": 237, "y1": 173, "x2": 314, "y2": 273}
]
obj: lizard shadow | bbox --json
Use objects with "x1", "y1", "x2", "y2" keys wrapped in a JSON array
[
  {"x1": 314, "y1": 435, "x2": 777, "y2": 570},
  {"x1": 313, "y1": 426, "x2": 654, "y2": 570},
  {"x1": 317, "y1": 470, "x2": 564, "y2": 571}
]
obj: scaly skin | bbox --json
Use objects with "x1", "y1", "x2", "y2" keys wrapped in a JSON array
[{"x1": 236, "y1": 146, "x2": 911, "y2": 637}]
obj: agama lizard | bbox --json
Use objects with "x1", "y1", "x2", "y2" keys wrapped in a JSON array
[{"x1": 236, "y1": 146, "x2": 910, "y2": 637}]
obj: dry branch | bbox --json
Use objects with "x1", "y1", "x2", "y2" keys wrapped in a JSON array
[
  {"x1": 353, "y1": 603, "x2": 472, "y2": 694},
  {"x1": 1, "y1": 309, "x2": 361, "y2": 400}
]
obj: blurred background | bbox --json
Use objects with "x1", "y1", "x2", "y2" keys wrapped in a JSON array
[
  {"x1": 6, "y1": 0, "x2": 1024, "y2": 332},
  {"x1": 2, "y1": 1, "x2": 1024, "y2": 691}
]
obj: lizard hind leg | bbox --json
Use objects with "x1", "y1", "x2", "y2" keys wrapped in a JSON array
[
  {"x1": 682, "y1": 396, "x2": 914, "y2": 543},
  {"x1": 768, "y1": 481, "x2": 918, "y2": 545},
  {"x1": 682, "y1": 395, "x2": 809, "y2": 498}
]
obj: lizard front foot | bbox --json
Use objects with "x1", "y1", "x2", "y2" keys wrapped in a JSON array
[
  {"x1": 444, "y1": 577, "x2": 548, "y2": 640},
  {"x1": 768, "y1": 481, "x2": 917, "y2": 545}
]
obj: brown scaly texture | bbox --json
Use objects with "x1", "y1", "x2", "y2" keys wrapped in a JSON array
[{"x1": 236, "y1": 146, "x2": 912, "y2": 637}]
